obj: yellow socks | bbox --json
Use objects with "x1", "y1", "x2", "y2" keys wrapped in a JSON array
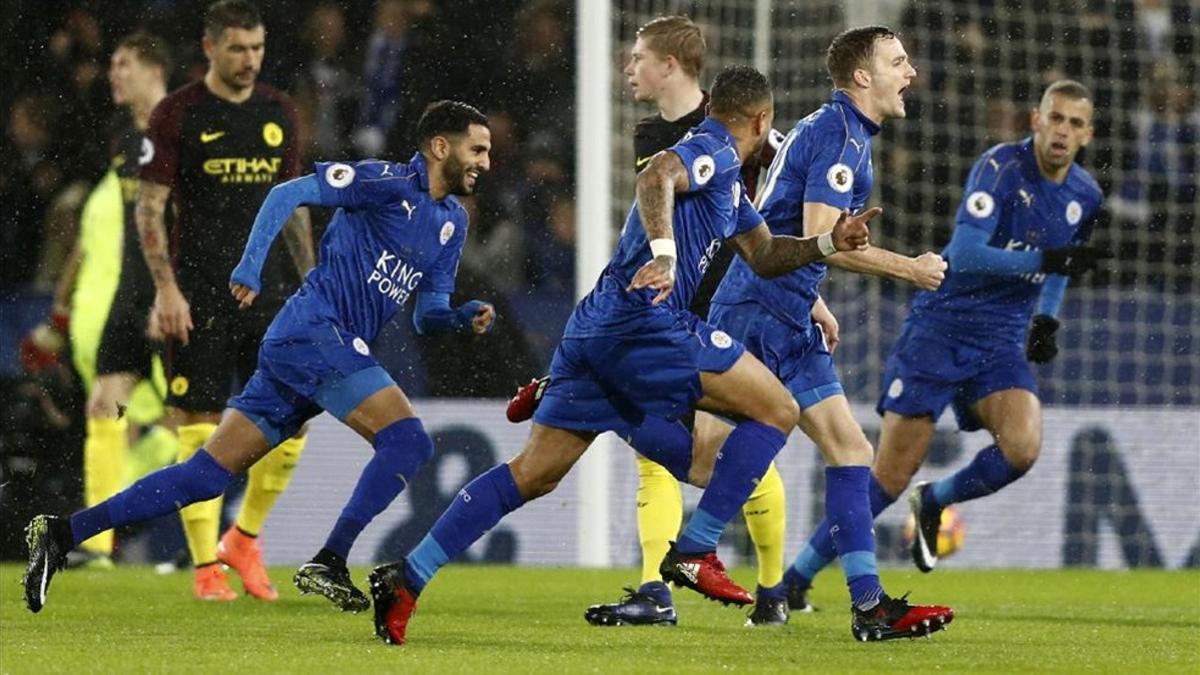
[
  {"x1": 81, "y1": 417, "x2": 129, "y2": 555},
  {"x1": 743, "y1": 461, "x2": 786, "y2": 589},
  {"x1": 176, "y1": 423, "x2": 220, "y2": 566},
  {"x1": 235, "y1": 434, "x2": 306, "y2": 536},
  {"x1": 635, "y1": 453, "x2": 683, "y2": 585}
]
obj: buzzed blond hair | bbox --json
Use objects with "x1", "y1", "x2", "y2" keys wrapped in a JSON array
[{"x1": 637, "y1": 15, "x2": 706, "y2": 79}]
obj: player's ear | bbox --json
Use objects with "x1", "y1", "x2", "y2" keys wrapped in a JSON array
[
  {"x1": 429, "y1": 135, "x2": 450, "y2": 161},
  {"x1": 754, "y1": 109, "x2": 768, "y2": 136},
  {"x1": 852, "y1": 67, "x2": 871, "y2": 89},
  {"x1": 1029, "y1": 108, "x2": 1041, "y2": 131},
  {"x1": 201, "y1": 36, "x2": 214, "y2": 60},
  {"x1": 663, "y1": 53, "x2": 678, "y2": 77}
]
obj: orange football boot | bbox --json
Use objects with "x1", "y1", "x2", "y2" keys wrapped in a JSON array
[
  {"x1": 217, "y1": 527, "x2": 278, "y2": 601},
  {"x1": 193, "y1": 563, "x2": 238, "y2": 601}
]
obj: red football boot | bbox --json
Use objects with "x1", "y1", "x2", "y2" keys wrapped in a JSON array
[
  {"x1": 658, "y1": 543, "x2": 754, "y2": 606},
  {"x1": 851, "y1": 593, "x2": 954, "y2": 641},
  {"x1": 506, "y1": 376, "x2": 548, "y2": 423},
  {"x1": 369, "y1": 560, "x2": 419, "y2": 645}
]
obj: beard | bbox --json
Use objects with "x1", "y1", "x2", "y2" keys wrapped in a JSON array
[{"x1": 442, "y1": 154, "x2": 474, "y2": 196}]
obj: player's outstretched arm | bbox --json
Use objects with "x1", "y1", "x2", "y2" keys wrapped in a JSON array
[
  {"x1": 944, "y1": 224, "x2": 1109, "y2": 281},
  {"x1": 801, "y1": 202, "x2": 946, "y2": 290},
  {"x1": 628, "y1": 151, "x2": 692, "y2": 304},
  {"x1": 412, "y1": 292, "x2": 495, "y2": 336},
  {"x1": 281, "y1": 206, "x2": 316, "y2": 276},
  {"x1": 729, "y1": 207, "x2": 875, "y2": 279},
  {"x1": 230, "y1": 174, "x2": 322, "y2": 308}
]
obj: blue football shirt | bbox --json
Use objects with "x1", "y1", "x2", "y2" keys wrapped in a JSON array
[
  {"x1": 712, "y1": 90, "x2": 879, "y2": 330},
  {"x1": 266, "y1": 153, "x2": 469, "y2": 343},
  {"x1": 565, "y1": 117, "x2": 763, "y2": 337},
  {"x1": 909, "y1": 138, "x2": 1103, "y2": 346}
]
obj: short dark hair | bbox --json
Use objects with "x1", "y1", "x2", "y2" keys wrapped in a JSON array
[
  {"x1": 1042, "y1": 79, "x2": 1093, "y2": 105},
  {"x1": 826, "y1": 25, "x2": 896, "y2": 88},
  {"x1": 116, "y1": 32, "x2": 172, "y2": 76},
  {"x1": 416, "y1": 100, "x2": 489, "y2": 148},
  {"x1": 204, "y1": 0, "x2": 263, "y2": 42},
  {"x1": 709, "y1": 65, "x2": 772, "y2": 118},
  {"x1": 638, "y1": 16, "x2": 706, "y2": 79}
]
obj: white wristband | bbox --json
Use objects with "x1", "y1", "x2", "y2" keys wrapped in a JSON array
[
  {"x1": 816, "y1": 231, "x2": 837, "y2": 257},
  {"x1": 649, "y1": 238, "x2": 677, "y2": 260}
]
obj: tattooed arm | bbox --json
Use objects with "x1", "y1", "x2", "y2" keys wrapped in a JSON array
[
  {"x1": 136, "y1": 180, "x2": 192, "y2": 344},
  {"x1": 727, "y1": 207, "x2": 877, "y2": 279},
  {"x1": 626, "y1": 151, "x2": 691, "y2": 305}
]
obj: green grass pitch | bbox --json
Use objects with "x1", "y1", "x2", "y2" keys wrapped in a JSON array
[{"x1": 2, "y1": 564, "x2": 1197, "y2": 673}]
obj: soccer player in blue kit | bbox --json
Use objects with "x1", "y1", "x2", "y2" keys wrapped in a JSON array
[
  {"x1": 701, "y1": 26, "x2": 953, "y2": 639},
  {"x1": 22, "y1": 101, "x2": 496, "y2": 615},
  {"x1": 785, "y1": 80, "x2": 1108, "y2": 597},
  {"x1": 365, "y1": 66, "x2": 877, "y2": 647}
]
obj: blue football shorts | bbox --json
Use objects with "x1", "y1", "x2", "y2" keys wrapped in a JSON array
[
  {"x1": 230, "y1": 314, "x2": 396, "y2": 447},
  {"x1": 709, "y1": 301, "x2": 843, "y2": 410},
  {"x1": 876, "y1": 322, "x2": 1037, "y2": 431},
  {"x1": 534, "y1": 310, "x2": 745, "y2": 433}
]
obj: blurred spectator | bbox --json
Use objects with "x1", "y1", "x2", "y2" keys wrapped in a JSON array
[
  {"x1": 354, "y1": 0, "x2": 432, "y2": 155},
  {"x1": 1136, "y1": 0, "x2": 1172, "y2": 55},
  {"x1": 1, "y1": 95, "x2": 69, "y2": 291},
  {"x1": 293, "y1": 2, "x2": 359, "y2": 161},
  {"x1": 1115, "y1": 65, "x2": 1199, "y2": 218}
]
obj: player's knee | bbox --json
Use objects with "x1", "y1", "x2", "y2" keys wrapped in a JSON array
[
  {"x1": 872, "y1": 444, "x2": 923, "y2": 495},
  {"x1": 824, "y1": 434, "x2": 874, "y2": 467},
  {"x1": 508, "y1": 454, "x2": 567, "y2": 501},
  {"x1": 375, "y1": 418, "x2": 434, "y2": 483},
  {"x1": 759, "y1": 395, "x2": 799, "y2": 434},
  {"x1": 997, "y1": 425, "x2": 1040, "y2": 473},
  {"x1": 180, "y1": 450, "x2": 233, "y2": 501},
  {"x1": 85, "y1": 389, "x2": 121, "y2": 420}
]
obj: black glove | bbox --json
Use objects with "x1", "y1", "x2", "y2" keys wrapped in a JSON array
[
  {"x1": 1026, "y1": 314, "x2": 1060, "y2": 363},
  {"x1": 1040, "y1": 246, "x2": 1110, "y2": 279}
]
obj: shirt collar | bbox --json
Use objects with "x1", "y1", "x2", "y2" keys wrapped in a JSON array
[
  {"x1": 409, "y1": 152, "x2": 430, "y2": 192},
  {"x1": 698, "y1": 116, "x2": 735, "y2": 145},
  {"x1": 832, "y1": 90, "x2": 881, "y2": 136}
]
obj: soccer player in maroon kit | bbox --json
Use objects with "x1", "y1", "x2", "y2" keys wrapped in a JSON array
[{"x1": 136, "y1": 0, "x2": 314, "y2": 602}]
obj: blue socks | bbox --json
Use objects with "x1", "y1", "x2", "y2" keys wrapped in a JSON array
[
  {"x1": 676, "y1": 421, "x2": 786, "y2": 555},
  {"x1": 926, "y1": 444, "x2": 1025, "y2": 511},
  {"x1": 825, "y1": 466, "x2": 884, "y2": 610},
  {"x1": 405, "y1": 463, "x2": 524, "y2": 594},
  {"x1": 70, "y1": 449, "x2": 232, "y2": 546},
  {"x1": 323, "y1": 418, "x2": 434, "y2": 560},
  {"x1": 624, "y1": 416, "x2": 693, "y2": 481},
  {"x1": 786, "y1": 474, "x2": 895, "y2": 590}
]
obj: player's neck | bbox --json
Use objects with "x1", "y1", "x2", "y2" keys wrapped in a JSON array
[
  {"x1": 426, "y1": 161, "x2": 450, "y2": 200},
  {"x1": 204, "y1": 69, "x2": 254, "y2": 104},
  {"x1": 131, "y1": 88, "x2": 167, "y2": 130},
  {"x1": 656, "y1": 84, "x2": 704, "y2": 122},
  {"x1": 838, "y1": 88, "x2": 884, "y2": 126},
  {"x1": 1033, "y1": 151, "x2": 1070, "y2": 184}
]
